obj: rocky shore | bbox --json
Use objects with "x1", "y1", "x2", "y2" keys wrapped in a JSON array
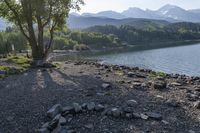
[{"x1": 0, "y1": 60, "x2": 200, "y2": 133}]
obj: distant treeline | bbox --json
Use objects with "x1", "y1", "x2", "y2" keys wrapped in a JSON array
[
  {"x1": 84, "y1": 22, "x2": 200, "y2": 45},
  {"x1": 1, "y1": 22, "x2": 200, "y2": 54}
]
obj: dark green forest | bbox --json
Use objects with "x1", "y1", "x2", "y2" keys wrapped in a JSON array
[{"x1": 1, "y1": 22, "x2": 200, "y2": 54}]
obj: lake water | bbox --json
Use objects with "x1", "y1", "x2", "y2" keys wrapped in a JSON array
[{"x1": 92, "y1": 43, "x2": 200, "y2": 76}]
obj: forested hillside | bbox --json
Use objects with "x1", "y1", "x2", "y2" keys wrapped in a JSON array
[{"x1": 85, "y1": 22, "x2": 200, "y2": 45}]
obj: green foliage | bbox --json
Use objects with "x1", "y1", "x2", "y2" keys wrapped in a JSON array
[
  {"x1": 149, "y1": 71, "x2": 167, "y2": 78},
  {"x1": 0, "y1": 30, "x2": 28, "y2": 54},
  {"x1": 51, "y1": 29, "x2": 121, "y2": 50},
  {"x1": 85, "y1": 24, "x2": 200, "y2": 45},
  {"x1": 7, "y1": 56, "x2": 31, "y2": 65}
]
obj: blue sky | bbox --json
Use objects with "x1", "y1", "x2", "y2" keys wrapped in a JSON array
[{"x1": 77, "y1": 0, "x2": 200, "y2": 13}]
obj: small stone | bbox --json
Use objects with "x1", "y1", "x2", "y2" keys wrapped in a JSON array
[
  {"x1": 102, "y1": 83, "x2": 111, "y2": 89},
  {"x1": 194, "y1": 101, "x2": 200, "y2": 109},
  {"x1": 123, "y1": 107, "x2": 134, "y2": 113},
  {"x1": 140, "y1": 114, "x2": 149, "y2": 120},
  {"x1": 132, "y1": 113, "x2": 141, "y2": 119},
  {"x1": 162, "y1": 120, "x2": 169, "y2": 125},
  {"x1": 125, "y1": 113, "x2": 133, "y2": 119},
  {"x1": 169, "y1": 82, "x2": 182, "y2": 86},
  {"x1": 48, "y1": 114, "x2": 61, "y2": 130},
  {"x1": 62, "y1": 106, "x2": 74, "y2": 115},
  {"x1": 59, "y1": 117, "x2": 67, "y2": 125},
  {"x1": 132, "y1": 82, "x2": 142, "y2": 87},
  {"x1": 152, "y1": 81, "x2": 167, "y2": 90},
  {"x1": 166, "y1": 99, "x2": 179, "y2": 107},
  {"x1": 95, "y1": 104, "x2": 105, "y2": 112},
  {"x1": 87, "y1": 102, "x2": 95, "y2": 111},
  {"x1": 111, "y1": 108, "x2": 121, "y2": 117},
  {"x1": 187, "y1": 94, "x2": 199, "y2": 101},
  {"x1": 37, "y1": 128, "x2": 50, "y2": 133},
  {"x1": 72, "y1": 103, "x2": 82, "y2": 113},
  {"x1": 145, "y1": 112, "x2": 162, "y2": 120},
  {"x1": 189, "y1": 130, "x2": 196, "y2": 133},
  {"x1": 126, "y1": 100, "x2": 138, "y2": 107},
  {"x1": 127, "y1": 72, "x2": 135, "y2": 77},
  {"x1": 84, "y1": 124, "x2": 94, "y2": 129},
  {"x1": 47, "y1": 104, "x2": 62, "y2": 119},
  {"x1": 41, "y1": 122, "x2": 49, "y2": 129}
]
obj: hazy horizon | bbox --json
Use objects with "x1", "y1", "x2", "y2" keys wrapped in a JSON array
[{"x1": 74, "y1": 0, "x2": 200, "y2": 13}]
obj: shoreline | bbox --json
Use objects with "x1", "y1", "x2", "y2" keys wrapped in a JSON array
[{"x1": 0, "y1": 59, "x2": 200, "y2": 132}]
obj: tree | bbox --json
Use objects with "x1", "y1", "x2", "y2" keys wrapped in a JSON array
[{"x1": 0, "y1": 0, "x2": 84, "y2": 65}]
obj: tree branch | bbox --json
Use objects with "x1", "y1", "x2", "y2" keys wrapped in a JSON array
[{"x1": 3, "y1": 0, "x2": 31, "y2": 42}]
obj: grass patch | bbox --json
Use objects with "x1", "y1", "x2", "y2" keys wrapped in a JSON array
[
  {"x1": 149, "y1": 71, "x2": 167, "y2": 78},
  {"x1": 7, "y1": 56, "x2": 31, "y2": 65}
]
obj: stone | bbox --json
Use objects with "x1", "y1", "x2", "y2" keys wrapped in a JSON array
[
  {"x1": 111, "y1": 108, "x2": 121, "y2": 117},
  {"x1": 102, "y1": 83, "x2": 111, "y2": 89},
  {"x1": 126, "y1": 100, "x2": 138, "y2": 107},
  {"x1": 37, "y1": 128, "x2": 50, "y2": 133},
  {"x1": 189, "y1": 130, "x2": 196, "y2": 133},
  {"x1": 132, "y1": 113, "x2": 141, "y2": 119},
  {"x1": 187, "y1": 94, "x2": 199, "y2": 101},
  {"x1": 123, "y1": 107, "x2": 134, "y2": 113},
  {"x1": 48, "y1": 114, "x2": 61, "y2": 130},
  {"x1": 169, "y1": 82, "x2": 182, "y2": 86},
  {"x1": 166, "y1": 99, "x2": 179, "y2": 107},
  {"x1": 41, "y1": 122, "x2": 49, "y2": 129},
  {"x1": 59, "y1": 116, "x2": 67, "y2": 126},
  {"x1": 145, "y1": 112, "x2": 162, "y2": 120},
  {"x1": 72, "y1": 103, "x2": 82, "y2": 113},
  {"x1": 125, "y1": 113, "x2": 133, "y2": 119},
  {"x1": 62, "y1": 106, "x2": 74, "y2": 115},
  {"x1": 194, "y1": 101, "x2": 200, "y2": 109},
  {"x1": 47, "y1": 104, "x2": 62, "y2": 119},
  {"x1": 140, "y1": 114, "x2": 149, "y2": 120},
  {"x1": 162, "y1": 120, "x2": 169, "y2": 125},
  {"x1": 152, "y1": 81, "x2": 167, "y2": 90},
  {"x1": 87, "y1": 102, "x2": 95, "y2": 111},
  {"x1": 84, "y1": 124, "x2": 94, "y2": 129},
  {"x1": 127, "y1": 72, "x2": 135, "y2": 77},
  {"x1": 95, "y1": 104, "x2": 105, "y2": 112},
  {"x1": 0, "y1": 70, "x2": 6, "y2": 75}
]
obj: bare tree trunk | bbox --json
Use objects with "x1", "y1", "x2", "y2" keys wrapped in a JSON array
[{"x1": 31, "y1": 44, "x2": 46, "y2": 66}]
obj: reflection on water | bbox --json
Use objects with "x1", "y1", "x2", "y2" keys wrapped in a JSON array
[{"x1": 93, "y1": 43, "x2": 200, "y2": 76}]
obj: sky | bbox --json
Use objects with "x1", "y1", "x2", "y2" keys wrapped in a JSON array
[{"x1": 75, "y1": 0, "x2": 200, "y2": 13}]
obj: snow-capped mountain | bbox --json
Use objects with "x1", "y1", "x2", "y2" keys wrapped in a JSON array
[
  {"x1": 75, "y1": 4, "x2": 200, "y2": 22},
  {"x1": 156, "y1": 4, "x2": 200, "y2": 22}
]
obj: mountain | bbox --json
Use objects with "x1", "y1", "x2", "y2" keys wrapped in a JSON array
[
  {"x1": 188, "y1": 9, "x2": 200, "y2": 14},
  {"x1": 75, "y1": 4, "x2": 200, "y2": 23},
  {"x1": 156, "y1": 4, "x2": 200, "y2": 22},
  {"x1": 67, "y1": 14, "x2": 170, "y2": 29},
  {"x1": 82, "y1": 11, "x2": 126, "y2": 19}
]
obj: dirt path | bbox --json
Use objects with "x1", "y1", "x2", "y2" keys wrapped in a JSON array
[{"x1": 0, "y1": 60, "x2": 200, "y2": 133}]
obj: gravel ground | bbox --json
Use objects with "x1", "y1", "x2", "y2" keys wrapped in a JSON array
[{"x1": 0, "y1": 60, "x2": 200, "y2": 133}]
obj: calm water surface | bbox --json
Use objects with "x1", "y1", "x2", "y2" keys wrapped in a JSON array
[{"x1": 93, "y1": 43, "x2": 200, "y2": 76}]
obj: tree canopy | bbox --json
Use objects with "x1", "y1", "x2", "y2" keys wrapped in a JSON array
[{"x1": 0, "y1": 0, "x2": 84, "y2": 64}]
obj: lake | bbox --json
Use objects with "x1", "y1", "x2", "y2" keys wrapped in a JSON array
[{"x1": 92, "y1": 43, "x2": 200, "y2": 76}]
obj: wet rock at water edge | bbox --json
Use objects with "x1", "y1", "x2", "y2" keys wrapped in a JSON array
[{"x1": 47, "y1": 104, "x2": 62, "y2": 119}]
